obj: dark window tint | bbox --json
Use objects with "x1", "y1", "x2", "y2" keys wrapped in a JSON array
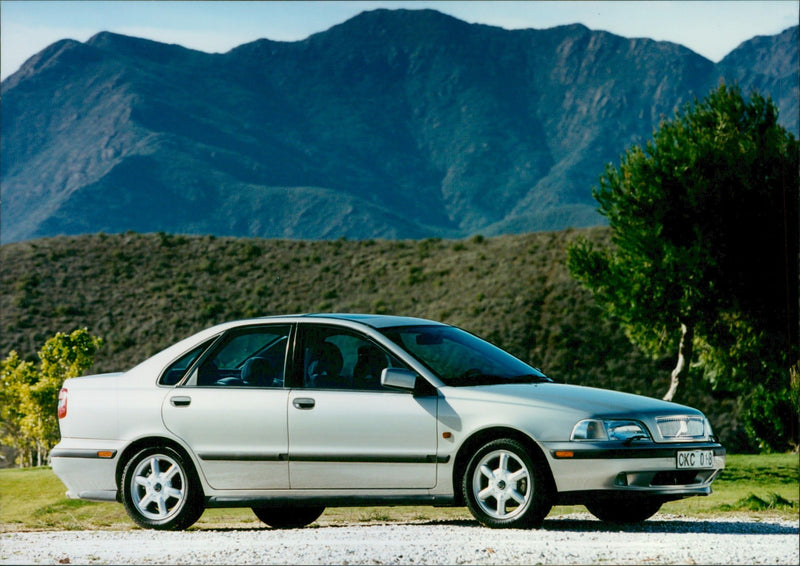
[
  {"x1": 380, "y1": 325, "x2": 549, "y2": 386},
  {"x1": 196, "y1": 325, "x2": 290, "y2": 388},
  {"x1": 301, "y1": 326, "x2": 403, "y2": 391},
  {"x1": 159, "y1": 343, "x2": 209, "y2": 386}
]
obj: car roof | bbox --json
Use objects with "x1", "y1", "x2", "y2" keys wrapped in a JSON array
[
  {"x1": 303, "y1": 313, "x2": 444, "y2": 328},
  {"x1": 250, "y1": 313, "x2": 445, "y2": 329}
]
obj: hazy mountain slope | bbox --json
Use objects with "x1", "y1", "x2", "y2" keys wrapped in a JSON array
[
  {"x1": 717, "y1": 26, "x2": 799, "y2": 135},
  {"x1": 1, "y1": 9, "x2": 796, "y2": 243}
]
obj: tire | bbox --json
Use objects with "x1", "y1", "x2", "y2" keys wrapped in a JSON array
[
  {"x1": 121, "y1": 446, "x2": 204, "y2": 530},
  {"x1": 252, "y1": 506, "x2": 325, "y2": 529},
  {"x1": 585, "y1": 497, "x2": 662, "y2": 523},
  {"x1": 462, "y1": 438, "x2": 552, "y2": 528}
]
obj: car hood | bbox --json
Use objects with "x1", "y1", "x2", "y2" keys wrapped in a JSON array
[{"x1": 442, "y1": 382, "x2": 701, "y2": 418}]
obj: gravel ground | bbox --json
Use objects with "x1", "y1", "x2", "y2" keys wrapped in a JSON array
[{"x1": 2, "y1": 513, "x2": 798, "y2": 565}]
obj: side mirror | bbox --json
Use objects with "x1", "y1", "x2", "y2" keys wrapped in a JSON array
[{"x1": 381, "y1": 368, "x2": 418, "y2": 391}]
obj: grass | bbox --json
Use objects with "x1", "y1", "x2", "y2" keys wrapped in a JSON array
[
  {"x1": 1, "y1": 454, "x2": 796, "y2": 532},
  {"x1": 658, "y1": 453, "x2": 799, "y2": 518}
]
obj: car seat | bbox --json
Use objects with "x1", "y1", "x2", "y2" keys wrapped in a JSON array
[
  {"x1": 241, "y1": 357, "x2": 275, "y2": 387},
  {"x1": 353, "y1": 344, "x2": 388, "y2": 390},
  {"x1": 305, "y1": 341, "x2": 344, "y2": 388}
]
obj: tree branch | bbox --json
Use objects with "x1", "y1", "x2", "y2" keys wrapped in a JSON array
[{"x1": 663, "y1": 322, "x2": 694, "y2": 401}]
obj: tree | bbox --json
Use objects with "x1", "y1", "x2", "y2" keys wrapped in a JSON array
[
  {"x1": 0, "y1": 329, "x2": 103, "y2": 466},
  {"x1": 0, "y1": 352, "x2": 37, "y2": 466},
  {"x1": 567, "y1": 83, "x2": 798, "y2": 449}
]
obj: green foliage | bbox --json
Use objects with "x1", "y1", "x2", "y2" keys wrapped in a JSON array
[
  {"x1": 743, "y1": 371, "x2": 799, "y2": 452},
  {"x1": 0, "y1": 352, "x2": 37, "y2": 466},
  {"x1": 0, "y1": 329, "x2": 103, "y2": 466},
  {"x1": 568, "y1": 84, "x2": 799, "y2": 450}
]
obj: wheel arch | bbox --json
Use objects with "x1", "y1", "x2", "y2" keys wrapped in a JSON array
[
  {"x1": 451, "y1": 426, "x2": 555, "y2": 507},
  {"x1": 115, "y1": 436, "x2": 203, "y2": 499}
]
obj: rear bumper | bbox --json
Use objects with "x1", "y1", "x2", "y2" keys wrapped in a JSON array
[
  {"x1": 542, "y1": 441, "x2": 725, "y2": 498},
  {"x1": 50, "y1": 439, "x2": 124, "y2": 501}
]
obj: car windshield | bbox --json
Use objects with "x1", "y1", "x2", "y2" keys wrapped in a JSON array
[{"x1": 380, "y1": 325, "x2": 550, "y2": 386}]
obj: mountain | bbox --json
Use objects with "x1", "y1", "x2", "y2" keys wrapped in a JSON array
[
  {"x1": 1, "y1": 9, "x2": 797, "y2": 243},
  {"x1": 717, "y1": 26, "x2": 799, "y2": 135}
]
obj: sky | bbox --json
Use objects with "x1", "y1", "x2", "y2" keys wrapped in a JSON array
[{"x1": 1, "y1": 1, "x2": 798, "y2": 81}]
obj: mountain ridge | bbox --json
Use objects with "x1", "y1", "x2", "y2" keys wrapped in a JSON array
[{"x1": 2, "y1": 9, "x2": 797, "y2": 243}]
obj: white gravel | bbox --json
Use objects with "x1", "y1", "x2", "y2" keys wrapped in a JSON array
[{"x1": 2, "y1": 513, "x2": 798, "y2": 565}]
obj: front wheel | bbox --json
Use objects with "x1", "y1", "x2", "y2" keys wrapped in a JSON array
[
  {"x1": 252, "y1": 506, "x2": 325, "y2": 529},
  {"x1": 121, "y1": 446, "x2": 204, "y2": 530},
  {"x1": 463, "y1": 438, "x2": 552, "y2": 528},
  {"x1": 585, "y1": 498, "x2": 662, "y2": 523}
]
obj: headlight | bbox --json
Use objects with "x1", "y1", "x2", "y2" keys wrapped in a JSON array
[
  {"x1": 571, "y1": 419, "x2": 652, "y2": 442},
  {"x1": 571, "y1": 419, "x2": 607, "y2": 440}
]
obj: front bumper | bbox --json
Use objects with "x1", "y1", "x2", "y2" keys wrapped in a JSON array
[{"x1": 542, "y1": 441, "x2": 725, "y2": 500}]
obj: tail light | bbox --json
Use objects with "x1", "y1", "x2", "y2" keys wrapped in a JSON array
[{"x1": 58, "y1": 388, "x2": 68, "y2": 419}]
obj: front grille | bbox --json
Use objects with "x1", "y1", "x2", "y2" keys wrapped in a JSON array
[{"x1": 656, "y1": 416, "x2": 705, "y2": 439}]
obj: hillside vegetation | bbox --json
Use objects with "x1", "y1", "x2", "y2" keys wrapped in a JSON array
[{"x1": 0, "y1": 229, "x2": 748, "y2": 449}]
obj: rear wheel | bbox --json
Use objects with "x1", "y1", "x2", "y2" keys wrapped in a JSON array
[
  {"x1": 121, "y1": 446, "x2": 204, "y2": 530},
  {"x1": 585, "y1": 498, "x2": 662, "y2": 523},
  {"x1": 252, "y1": 506, "x2": 325, "y2": 529},
  {"x1": 462, "y1": 438, "x2": 552, "y2": 528}
]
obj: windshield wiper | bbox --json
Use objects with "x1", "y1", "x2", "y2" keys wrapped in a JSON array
[
  {"x1": 453, "y1": 372, "x2": 507, "y2": 386},
  {"x1": 507, "y1": 374, "x2": 553, "y2": 384},
  {"x1": 451, "y1": 372, "x2": 552, "y2": 386}
]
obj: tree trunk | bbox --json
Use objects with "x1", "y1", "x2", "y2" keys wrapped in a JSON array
[{"x1": 663, "y1": 322, "x2": 694, "y2": 401}]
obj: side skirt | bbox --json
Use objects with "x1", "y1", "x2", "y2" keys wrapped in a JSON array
[{"x1": 205, "y1": 494, "x2": 456, "y2": 509}]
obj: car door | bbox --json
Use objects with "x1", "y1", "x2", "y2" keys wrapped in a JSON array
[
  {"x1": 162, "y1": 324, "x2": 292, "y2": 491},
  {"x1": 287, "y1": 324, "x2": 439, "y2": 489}
]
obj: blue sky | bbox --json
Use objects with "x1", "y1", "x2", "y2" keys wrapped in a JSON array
[{"x1": 2, "y1": 1, "x2": 798, "y2": 81}]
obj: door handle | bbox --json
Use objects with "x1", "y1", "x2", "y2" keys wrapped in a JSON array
[
  {"x1": 293, "y1": 397, "x2": 315, "y2": 410},
  {"x1": 170, "y1": 396, "x2": 192, "y2": 407}
]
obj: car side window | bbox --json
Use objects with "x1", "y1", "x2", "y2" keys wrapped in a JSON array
[
  {"x1": 195, "y1": 325, "x2": 291, "y2": 388},
  {"x1": 301, "y1": 326, "x2": 403, "y2": 391},
  {"x1": 159, "y1": 342, "x2": 210, "y2": 386}
]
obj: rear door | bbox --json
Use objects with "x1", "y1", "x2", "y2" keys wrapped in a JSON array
[{"x1": 162, "y1": 324, "x2": 291, "y2": 490}]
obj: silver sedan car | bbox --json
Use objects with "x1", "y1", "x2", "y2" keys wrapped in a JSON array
[{"x1": 52, "y1": 314, "x2": 725, "y2": 530}]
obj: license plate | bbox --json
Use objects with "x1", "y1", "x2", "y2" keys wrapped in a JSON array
[{"x1": 677, "y1": 450, "x2": 714, "y2": 469}]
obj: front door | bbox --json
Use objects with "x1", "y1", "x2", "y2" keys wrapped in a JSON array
[{"x1": 287, "y1": 324, "x2": 438, "y2": 489}]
